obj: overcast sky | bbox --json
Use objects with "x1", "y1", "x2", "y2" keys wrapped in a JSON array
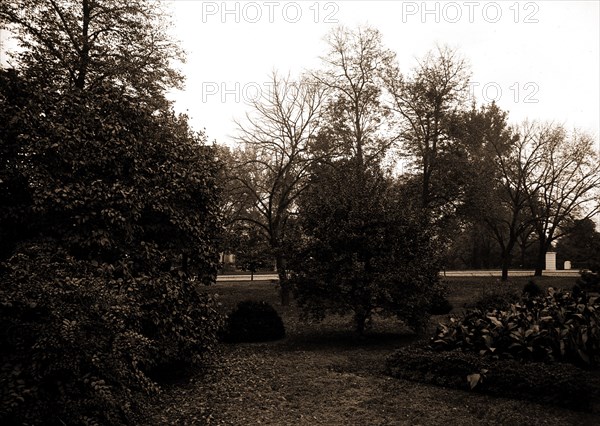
[
  {"x1": 1, "y1": 1, "x2": 598, "y2": 147},
  {"x1": 165, "y1": 0, "x2": 599, "y2": 147}
]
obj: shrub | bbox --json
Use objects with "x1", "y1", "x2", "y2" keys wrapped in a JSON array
[
  {"x1": 222, "y1": 300, "x2": 285, "y2": 343},
  {"x1": 432, "y1": 287, "x2": 600, "y2": 367},
  {"x1": 522, "y1": 280, "x2": 543, "y2": 298},
  {"x1": 0, "y1": 72, "x2": 224, "y2": 424},
  {"x1": 386, "y1": 344, "x2": 600, "y2": 412},
  {"x1": 577, "y1": 269, "x2": 600, "y2": 293},
  {"x1": 0, "y1": 243, "x2": 223, "y2": 425}
]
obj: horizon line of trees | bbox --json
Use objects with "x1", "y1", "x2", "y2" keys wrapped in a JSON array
[{"x1": 220, "y1": 25, "x2": 600, "y2": 291}]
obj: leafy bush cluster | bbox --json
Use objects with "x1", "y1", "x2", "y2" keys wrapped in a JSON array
[
  {"x1": 432, "y1": 287, "x2": 600, "y2": 367},
  {"x1": 222, "y1": 300, "x2": 286, "y2": 343},
  {"x1": 429, "y1": 283, "x2": 454, "y2": 315},
  {"x1": 0, "y1": 242, "x2": 223, "y2": 425},
  {"x1": 386, "y1": 344, "x2": 600, "y2": 412},
  {"x1": 522, "y1": 280, "x2": 543, "y2": 298},
  {"x1": 0, "y1": 72, "x2": 224, "y2": 424}
]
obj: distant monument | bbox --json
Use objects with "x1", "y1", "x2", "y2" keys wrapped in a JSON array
[{"x1": 545, "y1": 252, "x2": 557, "y2": 271}]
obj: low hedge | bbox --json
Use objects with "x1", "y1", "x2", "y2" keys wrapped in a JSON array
[{"x1": 386, "y1": 343, "x2": 600, "y2": 412}]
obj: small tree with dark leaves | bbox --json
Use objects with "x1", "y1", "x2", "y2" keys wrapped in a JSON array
[{"x1": 291, "y1": 159, "x2": 442, "y2": 334}]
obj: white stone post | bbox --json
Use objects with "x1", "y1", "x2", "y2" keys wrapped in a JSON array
[{"x1": 545, "y1": 252, "x2": 556, "y2": 271}]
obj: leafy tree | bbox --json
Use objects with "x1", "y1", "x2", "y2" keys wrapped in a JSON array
[
  {"x1": 0, "y1": 67, "x2": 223, "y2": 425},
  {"x1": 556, "y1": 218, "x2": 600, "y2": 270},
  {"x1": 451, "y1": 103, "x2": 527, "y2": 280},
  {"x1": 516, "y1": 226, "x2": 538, "y2": 269},
  {"x1": 0, "y1": 0, "x2": 181, "y2": 106},
  {"x1": 444, "y1": 222, "x2": 501, "y2": 270},
  {"x1": 291, "y1": 159, "x2": 442, "y2": 334},
  {"x1": 233, "y1": 223, "x2": 273, "y2": 280},
  {"x1": 289, "y1": 26, "x2": 441, "y2": 334},
  {"x1": 0, "y1": 1, "x2": 223, "y2": 423}
]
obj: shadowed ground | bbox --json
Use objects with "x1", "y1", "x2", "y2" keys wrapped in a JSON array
[{"x1": 145, "y1": 277, "x2": 599, "y2": 425}]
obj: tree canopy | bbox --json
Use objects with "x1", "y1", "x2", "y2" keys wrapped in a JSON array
[
  {"x1": 0, "y1": 0, "x2": 182, "y2": 106},
  {"x1": 0, "y1": 2, "x2": 223, "y2": 423}
]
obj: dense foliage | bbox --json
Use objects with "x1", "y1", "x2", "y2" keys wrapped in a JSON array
[
  {"x1": 0, "y1": 71, "x2": 221, "y2": 272},
  {"x1": 575, "y1": 268, "x2": 600, "y2": 293},
  {"x1": 556, "y1": 218, "x2": 600, "y2": 271},
  {"x1": 0, "y1": 69, "x2": 223, "y2": 423},
  {"x1": 0, "y1": 0, "x2": 183, "y2": 107},
  {"x1": 291, "y1": 160, "x2": 443, "y2": 333},
  {"x1": 432, "y1": 288, "x2": 600, "y2": 367},
  {"x1": 229, "y1": 224, "x2": 274, "y2": 275},
  {"x1": 0, "y1": 242, "x2": 222, "y2": 424},
  {"x1": 222, "y1": 300, "x2": 286, "y2": 343},
  {"x1": 429, "y1": 289, "x2": 454, "y2": 316}
]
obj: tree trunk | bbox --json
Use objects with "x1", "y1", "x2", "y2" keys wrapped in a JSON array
[
  {"x1": 472, "y1": 235, "x2": 481, "y2": 269},
  {"x1": 76, "y1": 0, "x2": 91, "y2": 90},
  {"x1": 354, "y1": 309, "x2": 368, "y2": 335},
  {"x1": 534, "y1": 243, "x2": 545, "y2": 277},
  {"x1": 275, "y1": 253, "x2": 290, "y2": 306},
  {"x1": 499, "y1": 240, "x2": 515, "y2": 281},
  {"x1": 279, "y1": 276, "x2": 290, "y2": 306},
  {"x1": 500, "y1": 254, "x2": 510, "y2": 281}
]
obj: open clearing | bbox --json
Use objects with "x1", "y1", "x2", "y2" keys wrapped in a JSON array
[{"x1": 146, "y1": 276, "x2": 600, "y2": 425}]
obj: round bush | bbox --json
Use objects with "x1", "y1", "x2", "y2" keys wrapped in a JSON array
[
  {"x1": 522, "y1": 280, "x2": 543, "y2": 298},
  {"x1": 223, "y1": 300, "x2": 285, "y2": 343},
  {"x1": 577, "y1": 270, "x2": 600, "y2": 292},
  {"x1": 429, "y1": 293, "x2": 453, "y2": 315}
]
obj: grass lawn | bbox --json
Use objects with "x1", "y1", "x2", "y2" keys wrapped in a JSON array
[
  {"x1": 144, "y1": 275, "x2": 600, "y2": 425},
  {"x1": 444, "y1": 275, "x2": 577, "y2": 313}
]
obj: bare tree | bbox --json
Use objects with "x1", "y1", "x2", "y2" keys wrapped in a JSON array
[
  {"x1": 476, "y1": 121, "x2": 538, "y2": 281},
  {"x1": 482, "y1": 121, "x2": 600, "y2": 279},
  {"x1": 230, "y1": 72, "x2": 326, "y2": 305},
  {"x1": 523, "y1": 124, "x2": 600, "y2": 275}
]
